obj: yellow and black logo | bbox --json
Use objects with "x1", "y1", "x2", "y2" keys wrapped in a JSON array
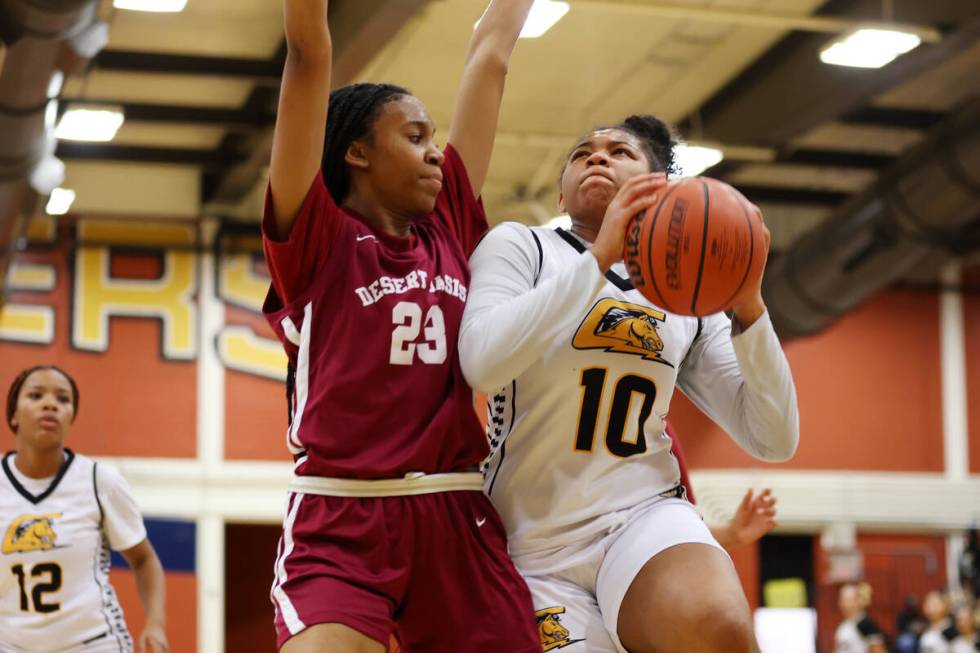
[
  {"x1": 536, "y1": 606, "x2": 584, "y2": 651},
  {"x1": 2, "y1": 514, "x2": 62, "y2": 554},
  {"x1": 573, "y1": 299, "x2": 671, "y2": 365}
]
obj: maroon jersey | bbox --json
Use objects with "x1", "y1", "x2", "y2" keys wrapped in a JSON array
[{"x1": 262, "y1": 145, "x2": 489, "y2": 479}]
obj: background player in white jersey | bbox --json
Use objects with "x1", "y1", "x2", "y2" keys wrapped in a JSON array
[
  {"x1": 459, "y1": 114, "x2": 799, "y2": 653},
  {"x1": 834, "y1": 582, "x2": 887, "y2": 653},
  {"x1": 1, "y1": 366, "x2": 168, "y2": 653}
]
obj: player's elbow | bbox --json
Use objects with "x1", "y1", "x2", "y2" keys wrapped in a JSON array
[
  {"x1": 758, "y1": 423, "x2": 799, "y2": 462},
  {"x1": 458, "y1": 329, "x2": 497, "y2": 393}
]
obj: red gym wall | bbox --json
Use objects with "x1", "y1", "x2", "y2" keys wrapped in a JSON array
[{"x1": 963, "y1": 265, "x2": 980, "y2": 475}]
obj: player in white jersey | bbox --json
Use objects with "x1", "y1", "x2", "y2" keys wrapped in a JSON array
[
  {"x1": 459, "y1": 114, "x2": 799, "y2": 653},
  {"x1": 1, "y1": 366, "x2": 168, "y2": 653}
]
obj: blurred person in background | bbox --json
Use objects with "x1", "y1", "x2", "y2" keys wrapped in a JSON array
[
  {"x1": 950, "y1": 604, "x2": 979, "y2": 653},
  {"x1": 896, "y1": 594, "x2": 929, "y2": 653},
  {"x1": 835, "y1": 582, "x2": 887, "y2": 653},
  {"x1": 921, "y1": 591, "x2": 957, "y2": 653}
]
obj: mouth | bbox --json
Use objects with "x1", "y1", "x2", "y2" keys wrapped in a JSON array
[
  {"x1": 38, "y1": 416, "x2": 60, "y2": 429},
  {"x1": 580, "y1": 170, "x2": 614, "y2": 186},
  {"x1": 420, "y1": 174, "x2": 443, "y2": 192}
]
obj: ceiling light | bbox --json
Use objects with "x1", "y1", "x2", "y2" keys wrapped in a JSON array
[
  {"x1": 675, "y1": 144, "x2": 724, "y2": 178},
  {"x1": 113, "y1": 0, "x2": 187, "y2": 12},
  {"x1": 55, "y1": 105, "x2": 125, "y2": 142},
  {"x1": 819, "y1": 28, "x2": 921, "y2": 69},
  {"x1": 475, "y1": 0, "x2": 569, "y2": 39},
  {"x1": 46, "y1": 188, "x2": 76, "y2": 216}
]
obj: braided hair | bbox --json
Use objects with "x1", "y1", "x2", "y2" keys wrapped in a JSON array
[
  {"x1": 322, "y1": 82, "x2": 411, "y2": 203},
  {"x1": 6, "y1": 365, "x2": 79, "y2": 433},
  {"x1": 561, "y1": 114, "x2": 680, "y2": 182},
  {"x1": 615, "y1": 115, "x2": 680, "y2": 177}
]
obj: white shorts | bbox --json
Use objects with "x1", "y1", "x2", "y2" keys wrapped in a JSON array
[{"x1": 522, "y1": 496, "x2": 724, "y2": 653}]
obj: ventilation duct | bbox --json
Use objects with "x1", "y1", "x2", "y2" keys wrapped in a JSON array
[
  {"x1": 763, "y1": 98, "x2": 980, "y2": 338},
  {"x1": 0, "y1": 0, "x2": 103, "y2": 295}
]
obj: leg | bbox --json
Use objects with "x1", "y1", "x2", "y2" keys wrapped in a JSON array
[
  {"x1": 280, "y1": 623, "x2": 386, "y2": 653},
  {"x1": 616, "y1": 543, "x2": 757, "y2": 653},
  {"x1": 595, "y1": 498, "x2": 758, "y2": 653},
  {"x1": 397, "y1": 491, "x2": 541, "y2": 652},
  {"x1": 271, "y1": 494, "x2": 407, "y2": 652},
  {"x1": 524, "y1": 571, "x2": 619, "y2": 652}
]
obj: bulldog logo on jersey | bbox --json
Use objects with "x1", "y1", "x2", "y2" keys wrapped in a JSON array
[
  {"x1": 573, "y1": 299, "x2": 672, "y2": 366},
  {"x1": 536, "y1": 606, "x2": 584, "y2": 650},
  {"x1": 2, "y1": 513, "x2": 63, "y2": 554}
]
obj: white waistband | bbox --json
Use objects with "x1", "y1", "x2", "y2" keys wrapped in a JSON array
[{"x1": 288, "y1": 471, "x2": 485, "y2": 498}]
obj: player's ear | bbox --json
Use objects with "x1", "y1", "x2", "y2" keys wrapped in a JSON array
[
  {"x1": 557, "y1": 192, "x2": 565, "y2": 213},
  {"x1": 345, "y1": 141, "x2": 370, "y2": 170}
]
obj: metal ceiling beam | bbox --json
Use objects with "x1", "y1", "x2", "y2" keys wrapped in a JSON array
[
  {"x1": 94, "y1": 50, "x2": 283, "y2": 86},
  {"x1": 573, "y1": 0, "x2": 943, "y2": 42},
  {"x1": 204, "y1": 0, "x2": 434, "y2": 205},
  {"x1": 843, "y1": 106, "x2": 946, "y2": 130},
  {"x1": 60, "y1": 98, "x2": 275, "y2": 130},
  {"x1": 56, "y1": 142, "x2": 244, "y2": 170},
  {"x1": 679, "y1": 2, "x2": 980, "y2": 146}
]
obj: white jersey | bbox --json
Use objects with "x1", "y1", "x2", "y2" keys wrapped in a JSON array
[
  {"x1": 0, "y1": 451, "x2": 146, "y2": 652},
  {"x1": 834, "y1": 614, "x2": 884, "y2": 653},
  {"x1": 459, "y1": 223, "x2": 798, "y2": 573}
]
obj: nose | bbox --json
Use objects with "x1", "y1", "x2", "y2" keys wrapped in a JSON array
[
  {"x1": 426, "y1": 145, "x2": 444, "y2": 168},
  {"x1": 586, "y1": 151, "x2": 609, "y2": 167}
]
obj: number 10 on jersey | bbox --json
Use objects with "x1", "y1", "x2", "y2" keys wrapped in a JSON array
[{"x1": 575, "y1": 367, "x2": 658, "y2": 458}]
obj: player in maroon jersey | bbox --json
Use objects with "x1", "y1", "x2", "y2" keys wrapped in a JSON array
[{"x1": 261, "y1": 1, "x2": 540, "y2": 652}]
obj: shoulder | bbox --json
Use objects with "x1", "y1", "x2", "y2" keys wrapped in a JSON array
[
  {"x1": 93, "y1": 460, "x2": 132, "y2": 495},
  {"x1": 474, "y1": 221, "x2": 540, "y2": 253},
  {"x1": 856, "y1": 616, "x2": 882, "y2": 636}
]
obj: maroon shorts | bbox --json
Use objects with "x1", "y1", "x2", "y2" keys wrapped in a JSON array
[{"x1": 270, "y1": 489, "x2": 541, "y2": 652}]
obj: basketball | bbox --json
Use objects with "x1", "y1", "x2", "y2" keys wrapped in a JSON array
[{"x1": 624, "y1": 176, "x2": 766, "y2": 316}]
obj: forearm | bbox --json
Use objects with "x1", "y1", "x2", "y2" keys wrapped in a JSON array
[
  {"x1": 681, "y1": 313, "x2": 799, "y2": 462},
  {"x1": 133, "y1": 555, "x2": 166, "y2": 628},
  {"x1": 284, "y1": 0, "x2": 330, "y2": 58},
  {"x1": 470, "y1": 0, "x2": 535, "y2": 63}
]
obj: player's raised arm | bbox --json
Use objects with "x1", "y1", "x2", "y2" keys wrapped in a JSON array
[
  {"x1": 268, "y1": 0, "x2": 331, "y2": 238},
  {"x1": 447, "y1": 0, "x2": 534, "y2": 196}
]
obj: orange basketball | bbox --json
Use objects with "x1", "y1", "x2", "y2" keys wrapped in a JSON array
[{"x1": 624, "y1": 176, "x2": 766, "y2": 316}]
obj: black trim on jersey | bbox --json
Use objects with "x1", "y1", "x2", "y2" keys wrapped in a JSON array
[
  {"x1": 488, "y1": 379, "x2": 517, "y2": 496},
  {"x1": 529, "y1": 227, "x2": 544, "y2": 287},
  {"x1": 81, "y1": 631, "x2": 109, "y2": 645},
  {"x1": 1, "y1": 448, "x2": 76, "y2": 505},
  {"x1": 555, "y1": 227, "x2": 634, "y2": 291},
  {"x1": 93, "y1": 462, "x2": 105, "y2": 528}
]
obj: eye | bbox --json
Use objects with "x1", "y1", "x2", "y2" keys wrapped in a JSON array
[
  {"x1": 58, "y1": 395, "x2": 71, "y2": 404},
  {"x1": 27, "y1": 391, "x2": 41, "y2": 400},
  {"x1": 613, "y1": 148, "x2": 633, "y2": 157},
  {"x1": 570, "y1": 150, "x2": 588, "y2": 161},
  {"x1": 408, "y1": 133, "x2": 423, "y2": 144}
]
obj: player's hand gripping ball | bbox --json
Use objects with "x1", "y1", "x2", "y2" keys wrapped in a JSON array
[{"x1": 624, "y1": 176, "x2": 766, "y2": 316}]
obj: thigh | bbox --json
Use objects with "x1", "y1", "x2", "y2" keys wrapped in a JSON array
[
  {"x1": 272, "y1": 493, "x2": 409, "y2": 649},
  {"x1": 596, "y1": 499, "x2": 746, "y2": 653},
  {"x1": 396, "y1": 491, "x2": 541, "y2": 653},
  {"x1": 524, "y1": 572, "x2": 619, "y2": 653},
  {"x1": 615, "y1": 543, "x2": 753, "y2": 653},
  {"x1": 280, "y1": 623, "x2": 386, "y2": 653}
]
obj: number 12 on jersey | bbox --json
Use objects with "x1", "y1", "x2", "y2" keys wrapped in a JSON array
[{"x1": 575, "y1": 368, "x2": 658, "y2": 458}]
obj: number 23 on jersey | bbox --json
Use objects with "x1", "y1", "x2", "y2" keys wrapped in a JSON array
[{"x1": 389, "y1": 301, "x2": 447, "y2": 365}]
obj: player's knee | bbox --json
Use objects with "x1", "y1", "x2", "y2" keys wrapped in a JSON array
[{"x1": 689, "y1": 599, "x2": 755, "y2": 653}]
